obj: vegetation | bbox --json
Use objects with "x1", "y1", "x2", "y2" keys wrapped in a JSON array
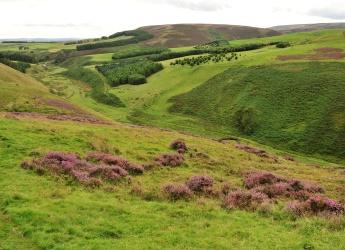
[
  {"x1": 0, "y1": 58, "x2": 31, "y2": 73},
  {"x1": 64, "y1": 67, "x2": 124, "y2": 107},
  {"x1": 194, "y1": 40, "x2": 229, "y2": 49},
  {"x1": 96, "y1": 59, "x2": 163, "y2": 86},
  {"x1": 112, "y1": 46, "x2": 168, "y2": 60},
  {"x1": 77, "y1": 30, "x2": 154, "y2": 51},
  {"x1": 170, "y1": 62, "x2": 345, "y2": 159},
  {"x1": 170, "y1": 53, "x2": 238, "y2": 66},
  {"x1": 0, "y1": 51, "x2": 36, "y2": 63}
]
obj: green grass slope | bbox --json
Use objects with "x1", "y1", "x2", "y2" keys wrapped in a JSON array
[
  {"x1": 0, "y1": 114, "x2": 345, "y2": 249},
  {"x1": 170, "y1": 62, "x2": 345, "y2": 160}
]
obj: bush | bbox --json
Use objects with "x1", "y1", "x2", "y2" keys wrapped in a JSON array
[
  {"x1": 163, "y1": 184, "x2": 192, "y2": 200},
  {"x1": 170, "y1": 140, "x2": 188, "y2": 154},
  {"x1": 22, "y1": 151, "x2": 143, "y2": 187},
  {"x1": 244, "y1": 171, "x2": 283, "y2": 189},
  {"x1": 86, "y1": 152, "x2": 144, "y2": 174},
  {"x1": 287, "y1": 195, "x2": 344, "y2": 216},
  {"x1": 186, "y1": 176, "x2": 213, "y2": 193},
  {"x1": 154, "y1": 153, "x2": 184, "y2": 167},
  {"x1": 276, "y1": 42, "x2": 291, "y2": 48},
  {"x1": 223, "y1": 190, "x2": 268, "y2": 210},
  {"x1": 234, "y1": 107, "x2": 257, "y2": 135},
  {"x1": 128, "y1": 74, "x2": 146, "y2": 84}
]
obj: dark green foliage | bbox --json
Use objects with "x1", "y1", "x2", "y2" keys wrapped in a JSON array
[
  {"x1": 0, "y1": 51, "x2": 36, "y2": 63},
  {"x1": 0, "y1": 58, "x2": 31, "y2": 73},
  {"x1": 96, "y1": 59, "x2": 163, "y2": 86},
  {"x1": 76, "y1": 30, "x2": 154, "y2": 51},
  {"x1": 64, "y1": 67, "x2": 124, "y2": 107},
  {"x1": 194, "y1": 40, "x2": 229, "y2": 49},
  {"x1": 171, "y1": 52, "x2": 237, "y2": 66},
  {"x1": 170, "y1": 62, "x2": 345, "y2": 159},
  {"x1": 112, "y1": 46, "x2": 168, "y2": 60},
  {"x1": 234, "y1": 108, "x2": 257, "y2": 135},
  {"x1": 276, "y1": 42, "x2": 291, "y2": 48},
  {"x1": 148, "y1": 43, "x2": 276, "y2": 62},
  {"x1": 128, "y1": 74, "x2": 146, "y2": 84}
]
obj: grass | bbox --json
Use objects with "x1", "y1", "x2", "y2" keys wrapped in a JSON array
[{"x1": 0, "y1": 115, "x2": 345, "y2": 249}]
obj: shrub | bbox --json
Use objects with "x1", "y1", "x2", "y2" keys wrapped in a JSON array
[
  {"x1": 244, "y1": 171, "x2": 283, "y2": 189},
  {"x1": 170, "y1": 140, "x2": 188, "y2": 154},
  {"x1": 234, "y1": 108, "x2": 257, "y2": 135},
  {"x1": 22, "y1": 151, "x2": 142, "y2": 187},
  {"x1": 223, "y1": 190, "x2": 268, "y2": 210},
  {"x1": 276, "y1": 42, "x2": 291, "y2": 48},
  {"x1": 186, "y1": 176, "x2": 214, "y2": 193},
  {"x1": 220, "y1": 182, "x2": 233, "y2": 196},
  {"x1": 86, "y1": 152, "x2": 144, "y2": 174},
  {"x1": 154, "y1": 153, "x2": 184, "y2": 167},
  {"x1": 128, "y1": 74, "x2": 146, "y2": 84},
  {"x1": 253, "y1": 182, "x2": 292, "y2": 198},
  {"x1": 163, "y1": 184, "x2": 192, "y2": 200},
  {"x1": 287, "y1": 195, "x2": 344, "y2": 216}
]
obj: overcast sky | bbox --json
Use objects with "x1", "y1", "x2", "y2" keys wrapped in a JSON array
[{"x1": 0, "y1": 0, "x2": 345, "y2": 38}]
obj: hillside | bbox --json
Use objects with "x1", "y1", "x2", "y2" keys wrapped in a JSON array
[
  {"x1": 139, "y1": 24, "x2": 280, "y2": 47},
  {"x1": 2, "y1": 25, "x2": 345, "y2": 249},
  {"x1": 271, "y1": 22, "x2": 345, "y2": 33}
]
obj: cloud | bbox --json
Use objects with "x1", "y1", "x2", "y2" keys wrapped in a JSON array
[
  {"x1": 309, "y1": 7, "x2": 345, "y2": 20},
  {"x1": 21, "y1": 23, "x2": 96, "y2": 28},
  {"x1": 148, "y1": 0, "x2": 230, "y2": 12}
]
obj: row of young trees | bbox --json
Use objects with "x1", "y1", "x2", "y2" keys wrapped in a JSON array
[
  {"x1": 170, "y1": 52, "x2": 238, "y2": 66},
  {"x1": 96, "y1": 59, "x2": 163, "y2": 86}
]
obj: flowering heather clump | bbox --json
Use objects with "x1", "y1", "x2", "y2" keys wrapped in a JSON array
[
  {"x1": 170, "y1": 140, "x2": 188, "y2": 154},
  {"x1": 287, "y1": 195, "x2": 344, "y2": 216},
  {"x1": 223, "y1": 190, "x2": 268, "y2": 210},
  {"x1": 163, "y1": 184, "x2": 192, "y2": 200},
  {"x1": 155, "y1": 153, "x2": 184, "y2": 167},
  {"x1": 220, "y1": 182, "x2": 233, "y2": 196},
  {"x1": 21, "y1": 151, "x2": 139, "y2": 187},
  {"x1": 86, "y1": 152, "x2": 144, "y2": 174},
  {"x1": 186, "y1": 175, "x2": 214, "y2": 193},
  {"x1": 244, "y1": 171, "x2": 284, "y2": 189},
  {"x1": 253, "y1": 182, "x2": 292, "y2": 198},
  {"x1": 288, "y1": 179, "x2": 324, "y2": 193}
]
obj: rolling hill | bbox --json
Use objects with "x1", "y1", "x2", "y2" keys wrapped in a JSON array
[
  {"x1": 139, "y1": 24, "x2": 280, "y2": 47},
  {"x1": 271, "y1": 22, "x2": 345, "y2": 33}
]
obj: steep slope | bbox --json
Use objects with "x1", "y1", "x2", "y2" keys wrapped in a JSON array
[
  {"x1": 170, "y1": 62, "x2": 345, "y2": 160},
  {"x1": 0, "y1": 63, "x2": 102, "y2": 120},
  {"x1": 139, "y1": 24, "x2": 280, "y2": 47},
  {"x1": 271, "y1": 22, "x2": 345, "y2": 33}
]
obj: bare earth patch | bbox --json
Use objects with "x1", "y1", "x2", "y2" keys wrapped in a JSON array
[{"x1": 277, "y1": 47, "x2": 345, "y2": 61}]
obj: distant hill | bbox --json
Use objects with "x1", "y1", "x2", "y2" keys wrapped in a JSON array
[
  {"x1": 270, "y1": 23, "x2": 345, "y2": 33},
  {"x1": 139, "y1": 24, "x2": 280, "y2": 47}
]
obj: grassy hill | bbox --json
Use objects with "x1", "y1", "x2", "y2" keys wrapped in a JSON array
[
  {"x1": 140, "y1": 24, "x2": 280, "y2": 47},
  {"x1": 271, "y1": 23, "x2": 345, "y2": 33},
  {"x1": 2, "y1": 25, "x2": 345, "y2": 249}
]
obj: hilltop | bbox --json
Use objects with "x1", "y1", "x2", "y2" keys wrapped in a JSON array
[
  {"x1": 139, "y1": 24, "x2": 280, "y2": 47},
  {"x1": 271, "y1": 22, "x2": 345, "y2": 33}
]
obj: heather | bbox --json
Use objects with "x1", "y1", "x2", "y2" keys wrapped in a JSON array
[
  {"x1": 170, "y1": 139, "x2": 188, "y2": 154},
  {"x1": 154, "y1": 153, "x2": 184, "y2": 167},
  {"x1": 21, "y1": 151, "x2": 143, "y2": 186}
]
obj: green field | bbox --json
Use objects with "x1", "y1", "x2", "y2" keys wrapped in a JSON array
[{"x1": 1, "y1": 27, "x2": 345, "y2": 249}]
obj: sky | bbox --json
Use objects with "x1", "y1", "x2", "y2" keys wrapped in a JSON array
[{"x1": 0, "y1": 0, "x2": 345, "y2": 38}]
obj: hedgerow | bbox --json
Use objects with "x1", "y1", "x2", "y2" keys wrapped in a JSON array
[
  {"x1": 96, "y1": 59, "x2": 163, "y2": 86},
  {"x1": 0, "y1": 51, "x2": 36, "y2": 63}
]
